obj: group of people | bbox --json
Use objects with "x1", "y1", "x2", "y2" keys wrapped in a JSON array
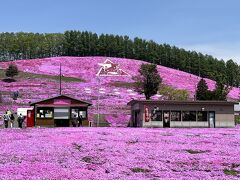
[
  {"x1": 2, "y1": 110, "x2": 25, "y2": 128},
  {"x1": 71, "y1": 114, "x2": 83, "y2": 127}
]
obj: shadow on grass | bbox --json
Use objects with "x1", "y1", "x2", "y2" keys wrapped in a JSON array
[
  {"x1": 186, "y1": 149, "x2": 210, "y2": 154},
  {"x1": 2, "y1": 78, "x2": 16, "y2": 83}
]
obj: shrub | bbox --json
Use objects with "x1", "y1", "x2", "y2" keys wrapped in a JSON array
[
  {"x1": 159, "y1": 84, "x2": 189, "y2": 100},
  {"x1": 235, "y1": 116, "x2": 240, "y2": 124},
  {"x1": 130, "y1": 167, "x2": 151, "y2": 173},
  {"x1": 82, "y1": 156, "x2": 93, "y2": 163},
  {"x1": 223, "y1": 168, "x2": 239, "y2": 176},
  {"x1": 5, "y1": 64, "x2": 19, "y2": 79}
]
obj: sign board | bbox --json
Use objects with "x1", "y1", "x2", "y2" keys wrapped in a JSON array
[
  {"x1": 96, "y1": 59, "x2": 130, "y2": 76},
  {"x1": 17, "y1": 107, "x2": 33, "y2": 116},
  {"x1": 54, "y1": 99, "x2": 71, "y2": 105}
]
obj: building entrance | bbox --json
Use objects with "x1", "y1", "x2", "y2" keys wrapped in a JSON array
[
  {"x1": 209, "y1": 111, "x2": 215, "y2": 128},
  {"x1": 163, "y1": 111, "x2": 170, "y2": 128}
]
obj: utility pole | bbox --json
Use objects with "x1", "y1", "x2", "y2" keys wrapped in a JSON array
[
  {"x1": 60, "y1": 63, "x2": 62, "y2": 95},
  {"x1": 96, "y1": 76, "x2": 100, "y2": 127}
]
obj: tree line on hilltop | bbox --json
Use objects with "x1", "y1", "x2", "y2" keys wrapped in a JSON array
[{"x1": 0, "y1": 31, "x2": 239, "y2": 87}]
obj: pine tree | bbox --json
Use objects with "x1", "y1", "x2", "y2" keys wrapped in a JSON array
[
  {"x1": 5, "y1": 64, "x2": 19, "y2": 79},
  {"x1": 212, "y1": 76, "x2": 231, "y2": 100},
  {"x1": 196, "y1": 78, "x2": 209, "y2": 100},
  {"x1": 226, "y1": 59, "x2": 239, "y2": 86}
]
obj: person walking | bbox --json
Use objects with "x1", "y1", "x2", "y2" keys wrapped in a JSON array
[
  {"x1": 9, "y1": 112, "x2": 15, "y2": 128},
  {"x1": 71, "y1": 114, "x2": 77, "y2": 127},
  {"x1": 6, "y1": 109, "x2": 11, "y2": 116},
  {"x1": 17, "y1": 113, "x2": 24, "y2": 128},
  {"x1": 2, "y1": 112, "x2": 10, "y2": 128},
  {"x1": 78, "y1": 115, "x2": 83, "y2": 127},
  {"x1": 6, "y1": 110, "x2": 14, "y2": 128}
]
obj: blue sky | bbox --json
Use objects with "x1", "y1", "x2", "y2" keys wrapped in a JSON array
[{"x1": 1, "y1": 0, "x2": 240, "y2": 62}]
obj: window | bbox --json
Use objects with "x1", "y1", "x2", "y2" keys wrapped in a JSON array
[
  {"x1": 151, "y1": 107, "x2": 162, "y2": 121},
  {"x1": 171, "y1": 111, "x2": 181, "y2": 121},
  {"x1": 71, "y1": 109, "x2": 87, "y2": 119},
  {"x1": 36, "y1": 107, "x2": 53, "y2": 119},
  {"x1": 79, "y1": 111, "x2": 86, "y2": 118},
  {"x1": 197, "y1": 111, "x2": 207, "y2": 121},
  {"x1": 72, "y1": 109, "x2": 78, "y2": 118},
  {"x1": 54, "y1": 108, "x2": 69, "y2": 119},
  {"x1": 182, "y1": 111, "x2": 196, "y2": 121}
]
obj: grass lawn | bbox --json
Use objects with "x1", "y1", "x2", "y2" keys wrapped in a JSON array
[{"x1": 0, "y1": 69, "x2": 84, "y2": 82}]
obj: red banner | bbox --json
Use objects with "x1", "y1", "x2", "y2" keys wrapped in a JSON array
[{"x1": 144, "y1": 106, "x2": 150, "y2": 122}]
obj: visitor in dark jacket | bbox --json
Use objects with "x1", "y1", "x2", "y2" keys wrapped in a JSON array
[
  {"x1": 17, "y1": 113, "x2": 24, "y2": 128},
  {"x1": 2, "y1": 112, "x2": 10, "y2": 128},
  {"x1": 71, "y1": 114, "x2": 77, "y2": 127},
  {"x1": 78, "y1": 115, "x2": 83, "y2": 127}
]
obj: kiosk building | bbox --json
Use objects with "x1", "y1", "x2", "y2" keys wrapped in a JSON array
[
  {"x1": 127, "y1": 100, "x2": 236, "y2": 128},
  {"x1": 29, "y1": 95, "x2": 92, "y2": 127}
]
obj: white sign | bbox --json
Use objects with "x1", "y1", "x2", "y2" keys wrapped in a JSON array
[{"x1": 96, "y1": 59, "x2": 130, "y2": 76}]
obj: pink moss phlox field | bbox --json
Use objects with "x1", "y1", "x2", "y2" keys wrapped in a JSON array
[
  {"x1": 0, "y1": 127, "x2": 239, "y2": 179},
  {"x1": 1, "y1": 56, "x2": 235, "y2": 97},
  {"x1": 0, "y1": 57, "x2": 239, "y2": 126}
]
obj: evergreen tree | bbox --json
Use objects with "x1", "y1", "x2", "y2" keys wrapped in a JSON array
[
  {"x1": 212, "y1": 76, "x2": 231, "y2": 100},
  {"x1": 226, "y1": 59, "x2": 239, "y2": 86},
  {"x1": 196, "y1": 77, "x2": 230, "y2": 101},
  {"x1": 133, "y1": 64, "x2": 162, "y2": 100},
  {"x1": 5, "y1": 64, "x2": 19, "y2": 79},
  {"x1": 196, "y1": 78, "x2": 209, "y2": 100}
]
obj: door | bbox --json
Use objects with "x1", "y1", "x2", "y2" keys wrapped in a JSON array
[
  {"x1": 56, "y1": 119, "x2": 69, "y2": 127},
  {"x1": 209, "y1": 111, "x2": 215, "y2": 128},
  {"x1": 163, "y1": 111, "x2": 170, "y2": 128},
  {"x1": 27, "y1": 110, "x2": 34, "y2": 127},
  {"x1": 133, "y1": 110, "x2": 140, "y2": 127},
  {"x1": 54, "y1": 108, "x2": 70, "y2": 127}
]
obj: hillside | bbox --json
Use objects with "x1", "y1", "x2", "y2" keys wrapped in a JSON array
[
  {"x1": 0, "y1": 56, "x2": 239, "y2": 126},
  {"x1": 1, "y1": 31, "x2": 240, "y2": 87}
]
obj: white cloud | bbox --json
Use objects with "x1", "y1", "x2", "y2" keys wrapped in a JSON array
[{"x1": 181, "y1": 42, "x2": 240, "y2": 64}]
